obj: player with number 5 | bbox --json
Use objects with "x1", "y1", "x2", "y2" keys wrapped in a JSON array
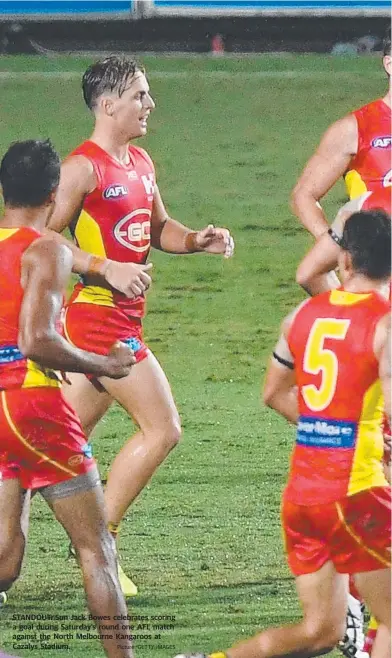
[{"x1": 174, "y1": 210, "x2": 391, "y2": 658}]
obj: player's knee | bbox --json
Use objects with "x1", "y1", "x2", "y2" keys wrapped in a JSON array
[
  {"x1": 149, "y1": 415, "x2": 182, "y2": 452},
  {"x1": 304, "y1": 617, "x2": 345, "y2": 653},
  {"x1": 0, "y1": 535, "x2": 25, "y2": 590},
  {"x1": 77, "y1": 532, "x2": 117, "y2": 573}
]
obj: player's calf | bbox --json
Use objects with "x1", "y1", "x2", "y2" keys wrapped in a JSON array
[{"x1": 0, "y1": 533, "x2": 24, "y2": 592}]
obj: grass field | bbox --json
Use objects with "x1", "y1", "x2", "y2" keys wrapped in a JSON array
[{"x1": 0, "y1": 53, "x2": 385, "y2": 658}]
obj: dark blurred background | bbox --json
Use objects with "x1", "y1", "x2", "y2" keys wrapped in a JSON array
[{"x1": 0, "y1": 0, "x2": 390, "y2": 55}]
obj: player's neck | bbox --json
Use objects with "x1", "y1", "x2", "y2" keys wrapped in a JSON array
[
  {"x1": 343, "y1": 275, "x2": 387, "y2": 296},
  {"x1": 382, "y1": 89, "x2": 391, "y2": 108},
  {"x1": 1, "y1": 207, "x2": 47, "y2": 231},
  {"x1": 90, "y1": 127, "x2": 131, "y2": 165}
]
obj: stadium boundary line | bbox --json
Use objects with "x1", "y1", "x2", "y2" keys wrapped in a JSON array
[{"x1": 0, "y1": 70, "x2": 375, "y2": 80}]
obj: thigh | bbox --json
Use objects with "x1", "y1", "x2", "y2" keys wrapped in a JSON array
[
  {"x1": 62, "y1": 374, "x2": 113, "y2": 436},
  {"x1": 332, "y1": 487, "x2": 391, "y2": 574},
  {"x1": 297, "y1": 561, "x2": 348, "y2": 627},
  {"x1": 3, "y1": 388, "x2": 96, "y2": 491},
  {"x1": 354, "y1": 569, "x2": 391, "y2": 629},
  {"x1": 99, "y1": 351, "x2": 180, "y2": 431}
]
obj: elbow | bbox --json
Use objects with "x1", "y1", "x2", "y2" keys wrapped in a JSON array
[
  {"x1": 18, "y1": 329, "x2": 53, "y2": 362},
  {"x1": 263, "y1": 384, "x2": 277, "y2": 409},
  {"x1": 290, "y1": 184, "x2": 302, "y2": 214},
  {"x1": 295, "y1": 260, "x2": 312, "y2": 292}
]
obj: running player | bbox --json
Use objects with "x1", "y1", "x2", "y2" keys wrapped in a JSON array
[
  {"x1": 296, "y1": 187, "x2": 391, "y2": 296},
  {"x1": 173, "y1": 209, "x2": 391, "y2": 658},
  {"x1": 0, "y1": 139, "x2": 136, "y2": 658},
  {"x1": 47, "y1": 55, "x2": 235, "y2": 596},
  {"x1": 292, "y1": 30, "x2": 391, "y2": 242}
]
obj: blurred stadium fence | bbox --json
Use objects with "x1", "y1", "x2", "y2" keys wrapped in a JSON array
[{"x1": 0, "y1": 1, "x2": 389, "y2": 53}]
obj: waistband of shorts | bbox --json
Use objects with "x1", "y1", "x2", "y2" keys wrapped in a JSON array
[{"x1": 0, "y1": 345, "x2": 25, "y2": 364}]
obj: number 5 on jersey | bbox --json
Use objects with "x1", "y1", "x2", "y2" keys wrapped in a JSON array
[{"x1": 302, "y1": 318, "x2": 351, "y2": 412}]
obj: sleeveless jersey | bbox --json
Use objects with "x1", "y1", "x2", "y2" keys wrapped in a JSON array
[
  {"x1": 70, "y1": 140, "x2": 155, "y2": 319},
  {"x1": 286, "y1": 288, "x2": 389, "y2": 505},
  {"x1": 345, "y1": 99, "x2": 391, "y2": 199},
  {"x1": 361, "y1": 187, "x2": 391, "y2": 214},
  {"x1": 0, "y1": 227, "x2": 61, "y2": 390}
]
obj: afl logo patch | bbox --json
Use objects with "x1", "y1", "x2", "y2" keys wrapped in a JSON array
[
  {"x1": 372, "y1": 136, "x2": 392, "y2": 149},
  {"x1": 114, "y1": 208, "x2": 151, "y2": 252},
  {"x1": 68, "y1": 454, "x2": 84, "y2": 467},
  {"x1": 103, "y1": 184, "x2": 128, "y2": 199}
]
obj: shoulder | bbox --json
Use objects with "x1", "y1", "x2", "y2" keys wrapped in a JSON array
[
  {"x1": 325, "y1": 113, "x2": 358, "y2": 139},
  {"x1": 23, "y1": 237, "x2": 73, "y2": 272},
  {"x1": 283, "y1": 298, "x2": 311, "y2": 336},
  {"x1": 352, "y1": 98, "x2": 382, "y2": 117},
  {"x1": 61, "y1": 153, "x2": 96, "y2": 192},
  {"x1": 317, "y1": 113, "x2": 358, "y2": 155},
  {"x1": 130, "y1": 145, "x2": 155, "y2": 170}
]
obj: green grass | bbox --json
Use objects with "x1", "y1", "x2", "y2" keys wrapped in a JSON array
[{"x1": 0, "y1": 54, "x2": 384, "y2": 658}]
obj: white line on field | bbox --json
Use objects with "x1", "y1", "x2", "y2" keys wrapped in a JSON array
[{"x1": 0, "y1": 70, "x2": 373, "y2": 81}]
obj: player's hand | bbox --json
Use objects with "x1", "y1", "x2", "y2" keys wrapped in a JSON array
[
  {"x1": 105, "y1": 341, "x2": 137, "y2": 379},
  {"x1": 104, "y1": 261, "x2": 153, "y2": 298},
  {"x1": 195, "y1": 225, "x2": 234, "y2": 258}
]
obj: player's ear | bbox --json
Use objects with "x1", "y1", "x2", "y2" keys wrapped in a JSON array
[
  {"x1": 383, "y1": 55, "x2": 391, "y2": 77},
  {"x1": 101, "y1": 96, "x2": 115, "y2": 117},
  {"x1": 338, "y1": 249, "x2": 351, "y2": 282}
]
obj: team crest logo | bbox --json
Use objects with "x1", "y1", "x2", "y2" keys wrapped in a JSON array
[
  {"x1": 372, "y1": 136, "x2": 392, "y2": 149},
  {"x1": 103, "y1": 184, "x2": 129, "y2": 199},
  {"x1": 114, "y1": 209, "x2": 151, "y2": 252}
]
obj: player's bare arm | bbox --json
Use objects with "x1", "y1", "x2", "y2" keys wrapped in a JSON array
[
  {"x1": 263, "y1": 309, "x2": 299, "y2": 424},
  {"x1": 296, "y1": 195, "x2": 368, "y2": 296},
  {"x1": 150, "y1": 184, "x2": 234, "y2": 258},
  {"x1": 291, "y1": 114, "x2": 358, "y2": 239},
  {"x1": 19, "y1": 237, "x2": 135, "y2": 378},
  {"x1": 47, "y1": 155, "x2": 152, "y2": 297}
]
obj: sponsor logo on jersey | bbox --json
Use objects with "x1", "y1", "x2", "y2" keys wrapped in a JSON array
[
  {"x1": 114, "y1": 209, "x2": 151, "y2": 252},
  {"x1": 371, "y1": 136, "x2": 392, "y2": 149},
  {"x1": 296, "y1": 416, "x2": 357, "y2": 448},
  {"x1": 103, "y1": 184, "x2": 129, "y2": 200}
]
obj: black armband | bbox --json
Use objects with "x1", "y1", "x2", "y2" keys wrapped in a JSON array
[
  {"x1": 273, "y1": 352, "x2": 294, "y2": 370},
  {"x1": 328, "y1": 228, "x2": 343, "y2": 247}
]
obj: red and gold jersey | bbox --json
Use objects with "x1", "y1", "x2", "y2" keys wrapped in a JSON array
[
  {"x1": 345, "y1": 99, "x2": 391, "y2": 199},
  {"x1": 361, "y1": 187, "x2": 391, "y2": 214},
  {"x1": 286, "y1": 288, "x2": 390, "y2": 505},
  {"x1": 69, "y1": 140, "x2": 156, "y2": 319},
  {"x1": 0, "y1": 227, "x2": 60, "y2": 390}
]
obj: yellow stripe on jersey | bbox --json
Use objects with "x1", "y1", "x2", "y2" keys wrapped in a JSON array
[
  {"x1": 329, "y1": 290, "x2": 372, "y2": 306},
  {"x1": 73, "y1": 285, "x2": 115, "y2": 307},
  {"x1": 345, "y1": 170, "x2": 368, "y2": 200},
  {"x1": 22, "y1": 359, "x2": 61, "y2": 389},
  {"x1": 74, "y1": 209, "x2": 107, "y2": 258},
  {"x1": 0, "y1": 228, "x2": 19, "y2": 241},
  {"x1": 1, "y1": 390, "x2": 77, "y2": 478},
  {"x1": 348, "y1": 379, "x2": 387, "y2": 496},
  {"x1": 335, "y1": 500, "x2": 391, "y2": 568}
]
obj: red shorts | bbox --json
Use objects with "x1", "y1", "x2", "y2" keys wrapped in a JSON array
[
  {"x1": 63, "y1": 302, "x2": 149, "y2": 380},
  {"x1": 0, "y1": 388, "x2": 95, "y2": 490},
  {"x1": 282, "y1": 487, "x2": 391, "y2": 576}
]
